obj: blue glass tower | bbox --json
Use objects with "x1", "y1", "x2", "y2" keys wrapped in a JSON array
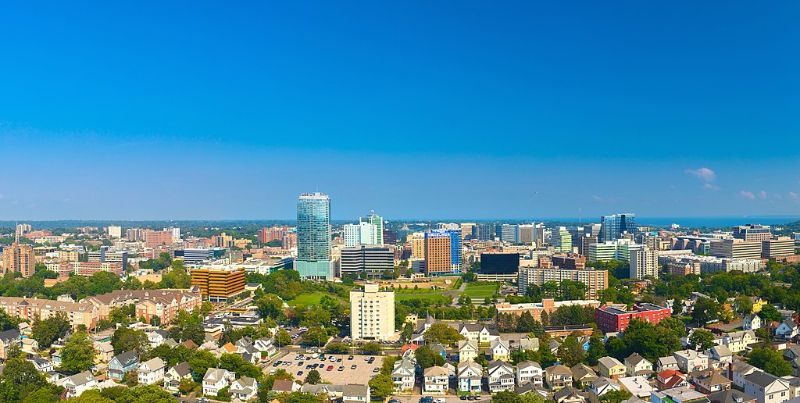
[{"x1": 296, "y1": 192, "x2": 332, "y2": 280}]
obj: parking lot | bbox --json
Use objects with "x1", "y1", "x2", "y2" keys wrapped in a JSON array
[{"x1": 271, "y1": 352, "x2": 384, "y2": 384}]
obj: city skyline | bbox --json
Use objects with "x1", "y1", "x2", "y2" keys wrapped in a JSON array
[{"x1": 1, "y1": 2, "x2": 799, "y2": 220}]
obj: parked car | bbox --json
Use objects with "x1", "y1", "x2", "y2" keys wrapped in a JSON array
[
  {"x1": 351, "y1": 365, "x2": 357, "y2": 370},
  {"x1": 348, "y1": 355, "x2": 354, "y2": 360},
  {"x1": 296, "y1": 371, "x2": 303, "y2": 376},
  {"x1": 326, "y1": 365, "x2": 334, "y2": 371},
  {"x1": 338, "y1": 366, "x2": 344, "y2": 371},
  {"x1": 420, "y1": 397, "x2": 434, "y2": 403}
]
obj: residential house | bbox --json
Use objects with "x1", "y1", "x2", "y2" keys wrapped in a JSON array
[
  {"x1": 253, "y1": 338, "x2": 276, "y2": 360},
  {"x1": 553, "y1": 386, "x2": 589, "y2": 403},
  {"x1": 652, "y1": 386, "x2": 711, "y2": 403},
  {"x1": 545, "y1": 364, "x2": 573, "y2": 391},
  {"x1": 146, "y1": 329, "x2": 169, "y2": 349},
  {"x1": 691, "y1": 369, "x2": 732, "y2": 394},
  {"x1": 673, "y1": 350, "x2": 709, "y2": 373},
  {"x1": 708, "y1": 389, "x2": 757, "y2": 403},
  {"x1": 619, "y1": 376, "x2": 655, "y2": 398},
  {"x1": 108, "y1": 351, "x2": 139, "y2": 381},
  {"x1": 94, "y1": 341, "x2": 114, "y2": 364},
  {"x1": 458, "y1": 340, "x2": 479, "y2": 363},
  {"x1": 720, "y1": 331, "x2": 758, "y2": 353},
  {"x1": 0, "y1": 329, "x2": 20, "y2": 360},
  {"x1": 458, "y1": 323, "x2": 500, "y2": 345},
  {"x1": 598, "y1": 357, "x2": 626, "y2": 379},
  {"x1": 657, "y1": 356, "x2": 680, "y2": 372},
  {"x1": 625, "y1": 353, "x2": 653, "y2": 377},
  {"x1": 28, "y1": 356, "x2": 53, "y2": 373},
  {"x1": 59, "y1": 371, "x2": 98, "y2": 398},
  {"x1": 743, "y1": 315, "x2": 762, "y2": 331},
  {"x1": 657, "y1": 369, "x2": 688, "y2": 391},
  {"x1": 571, "y1": 363, "x2": 598, "y2": 387},
  {"x1": 137, "y1": 357, "x2": 165, "y2": 386},
  {"x1": 743, "y1": 371, "x2": 791, "y2": 403},
  {"x1": 777, "y1": 321, "x2": 800, "y2": 340},
  {"x1": 490, "y1": 339, "x2": 511, "y2": 362},
  {"x1": 785, "y1": 346, "x2": 800, "y2": 377},
  {"x1": 731, "y1": 360, "x2": 759, "y2": 390},
  {"x1": 342, "y1": 384, "x2": 370, "y2": 403},
  {"x1": 457, "y1": 360, "x2": 483, "y2": 394},
  {"x1": 272, "y1": 379, "x2": 300, "y2": 394},
  {"x1": 517, "y1": 361, "x2": 543, "y2": 387},
  {"x1": 590, "y1": 377, "x2": 622, "y2": 396},
  {"x1": 391, "y1": 358, "x2": 415, "y2": 392},
  {"x1": 230, "y1": 377, "x2": 259, "y2": 401},
  {"x1": 203, "y1": 368, "x2": 235, "y2": 397},
  {"x1": 708, "y1": 345, "x2": 734, "y2": 369},
  {"x1": 164, "y1": 362, "x2": 192, "y2": 394},
  {"x1": 423, "y1": 366, "x2": 449, "y2": 395},
  {"x1": 487, "y1": 361, "x2": 515, "y2": 393},
  {"x1": 519, "y1": 336, "x2": 539, "y2": 352}
]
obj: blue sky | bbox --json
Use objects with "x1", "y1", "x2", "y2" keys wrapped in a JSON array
[{"x1": 0, "y1": 1, "x2": 799, "y2": 220}]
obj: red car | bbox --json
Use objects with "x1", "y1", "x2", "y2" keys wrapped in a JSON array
[{"x1": 326, "y1": 365, "x2": 334, "y2": 371}]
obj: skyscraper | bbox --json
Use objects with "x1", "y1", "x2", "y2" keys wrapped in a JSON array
[
  {"x1": 367, "y1": 211, "x2": 384, "y2": 245},
  {"x1": 296, "y1": 193, "x2": 332, "y2": 280},
  {"x1": 1, "y1": 240, "x2": 35, "y2": 278},
  {"x1": 424, "y1": 229, "x2": 461, "y2": 275},
  {"x1": 551, "y1": 227, "x2": 573, "y2": 253},
  {"x1": 343, "y1": 221, "x2": 378, "y2": 247},
  {"x1": 600, "y1": 213, "x2": 636, "y2": 242}
]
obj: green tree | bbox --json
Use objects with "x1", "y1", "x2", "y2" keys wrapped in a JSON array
[
  {"x1": 414, "y1": 345, "x2": 445, "y2": 368},
  {"x1": 304, "y1": 369, "x2": 321, "y2": 385},
  {"x1": 189, "y1": 350, "x2": 219, "y2": 383},
  {"x1": 274, "y1": 329, "x2": 292, "y2": 347},
  {"x1": 691, "y1": 297, "x2": 721, "y2": 325},
  {"x1": 759, "y1": 304, "x2": 782, "y2": 323},
  {"x1": 0, "y1": 310, "x2": 20, "y2": 331},
  {"x1": 31, "y1": 312, "x2": 71, "y2": 349},
  {"x1": 21, "y1": 385, "x2": 64, "y2": 403},
  {"x1": 368, "y1": 374, "x2": 393, "y2": 400},
  {"x1": 557, "y1": 335, "x2": 585, "y2": 367},
  {"x1": 423, "y1": 323, "x2": 463, "y2": 346},
  {"x1": 60, "y1": 331, "x2": 95, "y2": 374},
  {"x1": 599, "y1": 389, "x2": 633, "y2": 403},
  {"x1": 257, "y1": 294, "x2": 285, "y2": 320},
  {"x1": 111, "y1": 327, "x2": 148, "y2": 355},
  {"x1": 749, "y1": 347, "x2": 792, "y2": 376},
  {"x1": 301, "y1": 326, "x2": 328, "y2": 347},
  {"x1": 688, "y1": 329, "x2": 716, "y2": 351},
  {"x1": 361, "y1": 342, "x2": 381, "y2": 355},
  {"x1": 586, "y1": 335, "x2": 607, "y2": 366},
  {"x1": 169, "y1": 310, "x2": 205, "y2": 345},
  {"x1": 0, "y1": 356, "x2": 48, "y2": 401}
]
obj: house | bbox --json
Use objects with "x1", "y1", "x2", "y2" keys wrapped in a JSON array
[
  {"x1": 553, "y1": 386, "x2": 588, "y2": 403},
  {"x1": 708, "y1": 389, "x2": 757, "y2": 403},
  {"x1": 94, "y1": 341, "x2": 114, "y2": 363},
  {"x1": 708, "y1": 345, "x2": 734, "y2": 368},
  {"x1": 458, "y1": 323, "x2": 500, "y2": 345},
  {"x1": 657, "y1": 369, "x2": 688, "y2": 390},
  {"x1": 618, "y1": 376, "x2": 655, "y2": 398},
  {"x1": 138, "y1": 357, "x2": 165, "y2": 385},
  {"x1": 545, "y1": 364, "x2": 573, "y2": 391},
  {"x1": 731, "y1": 360, "x2": 759, "y2": 390},
  {"x1": 785, "y1": 346, "x2": 800, "y2": 377},
  {"x1": 652, "y1": 386, "x2": 710, "y2": 403},
  {"x1": 457, "y1": 360, "x2": 483, "y2": 394},
  {"x1": 625, "y1": 353, "x2": 653, "y2": 377},
  {"x1": 690, "y1": 369, "x2": 732, "y2": 394},
  {"x1": 519, "y1": 336, "x2": 539, "y2": 352},
  {"x1": 423, "y1": 366, "x2": 449, "y2": 394},
  {"x1": 253, "y1": 338, "x2": 276, "y2": 359},
  {"x1": 108, "y1": 351, "x2": 139, "y2": 381},
  {"x1": 743, "y1": 371, "x2": 791, "y2": 403},
  {"x1": 301, "y1": 384, "x2": 344, "y2": 400},
  {"x1": 598, "y1": 357, "x2": 626, "y2": 379},
  {"x1": 28, "y1": 356, "x2": 53, "y2": 373},
  {"x1": 391, "y1": 358, "x2": 415, "y2": 392},
  {"x1": 673, "y1": 350, "x2": 709, "y2": 373},
  {"x1": 548, "y1": 339, "x2": 562, "y2": 355},
  {"x1": 0, "y1": 329, "x2": 21, "y2": 360},
  {"x1": 230, "y1": 376, "x2": 259, "y2": 401},
  {"x1": 487, "y1": 361, "x2": 515, "y2": 393},
  {"x1": 657, "y1": 356, "x2": 679, "y2": 372},
  {"x1": 59, "y1": 371, "x2": 98, "y2": 398},
  {"x1": 272, "y1": 378, "x2": 300, "y2": 394},
  {"x1": 236, "y1": 339, "x2": 260, "y2": 365},
  {"x1": 744, "y1": 315, "x2": 763, "y2": 331},
  {"x1": 146, "y1": 329, "x2": 169, "y2": 348},
  {"x1": 590, "y1": 377, "x2": 621, "y2": 396},
  {"x1": 490, "y1": 339, "x2": 511, "y2": 362},
  {"x1": 342, "y1": 384, "x2": 370, "y2": 403},
  {"x1": 720, "y1": 330, "x2": 758, "y2": 353},
  {"x1": 203, "y1": 368, "x2": 235, "y2": 397},
  {"x1": 517, "y1": 361, "x2": 543, "y2": 387},
  {"x1": 458, "y1": 340, "x2": 479, "y2": 363},
  {"x1": 571, "y1": 363, "x2": 598, "y2": 386},
  {"x1": 777, "y1": 321, "x2": 800, "y2": 340},
  {"x1": 164, "y1": 362, "x2": 192, "y2": 394}
]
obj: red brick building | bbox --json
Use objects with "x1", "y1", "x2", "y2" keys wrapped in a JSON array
[{"x1": 595, "y1": 303, "x2": 671, "y2": 333}]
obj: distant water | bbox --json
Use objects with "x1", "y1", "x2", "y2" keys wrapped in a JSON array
[{"x1": 625, "y1": 216, "x2": 799, "y2": 228}]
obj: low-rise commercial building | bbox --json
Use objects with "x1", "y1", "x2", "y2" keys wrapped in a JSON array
[
  {"x1": 190, "y1": 267, "x2": 245, "y2": 301},
  {"x1": 595, "y1": 303, "x2": 671, "y2": 333}
]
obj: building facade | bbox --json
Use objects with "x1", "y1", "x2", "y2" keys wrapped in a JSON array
[
  {"x1": 350, "y1": 283, "x2": 395, "y2": 341},
  {"x1": 296, "y1": 193, "x2": 332, "y2": 280}
]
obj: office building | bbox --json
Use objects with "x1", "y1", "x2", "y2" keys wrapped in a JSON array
[
  {"x1": 296, "y1": 193, "x2": 332, "y2": 280},
  {"x1": 629, "y1": 245, "x2": 659, "y2": 279},
  {"x1": 383, "y1": 229, "x2": 397, "y2": 245},
  {"x1": 501, "y1": 224, "x2": 519, "y2": 244},
  {"x1": 577, "y1": 234, "x2": 598, "y2": 256},
  {"x1": 1, "y1": 241, "x2": 35, "y2": 278},
  {"x1": 340, "y1": 246, "x2": 394, "y2": 278},
  {"x1": 710, "y1": 239, "x2": 762, "y2": 259},
  {"x1": 551, "y1": 254, "x2": 586, "y2": 270},
  {"x1": 551, "y1": 227, "x2": 572, "y2": 253},
  {"x1": 350, "y1": 283, "x2": 395, "y2": 341},
  {"x1": 343, "y1": 222, "x2": 378, "y2": 247},
  {"x1": 476, "y1": 224, "x2": 494, "y2": 241},
  {"x1": 762, "y1": 237, "x2": 796, "y2": 259},
  {"x1": 518, "y1": 267, "x2": 608, "y2": 299},
  {"x1": 424, "y1": 229, "x2": 461, "y2": 275},
  {"x1": 190, "y1": 267, "x2": 246, "y2": 301},
  {"x1": 733, "y1": 224, "x2": 772, "y2": 242},
  {"x1": 366, "y1": 212, "x2": 384, "y2": 245},
  {"x1": 461, "y1": 223, "x2": 476, "y2": 240},
  {"x1": 600, "y1": 213, "x2": 636, "y2": 242},
  {"x1": 480, "y1": 253, "x2": 520, "y2": 275},
  {"x1": 595, "y1": 303, "x2": 671, "y2": 332},
  {"x1": 107, "y1": 226, "x2": 122, "y2": 239},
  {"x1": 518, "y1": 224, "x2": 534, "y2": 244},
  {"x1": 179, "y1": 249, "x2": 215, "y2": 265},
  {"x1": 533, "y1": 223, "x2": 546, "y2": 247},
  {"x1": 145, "y1": 230, "x2": 174, "y2": 248},
  {"x1": 588, "y1": 242, "x2": 618, "y2": 262}
]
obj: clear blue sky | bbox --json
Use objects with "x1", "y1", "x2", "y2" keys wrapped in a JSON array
[{"x1": 0, "y1": 1, "x2": 798, "y2": 220}]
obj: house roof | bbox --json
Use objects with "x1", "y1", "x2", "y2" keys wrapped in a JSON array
[
  {"x1": 709, "y1": 345, "x2": 732, "y2": 358},
  {"x1": 111, "y1": 351, "x2": 138, "y2": 367},
  {"x1": 423, "y1": 366, "x2": 449, "y2": 377},
  {"x1": 708, "y1": 389, "x2": 757, "y2": 403},
  {"x1": 658, "y1": 356, "x2": 678, "y2": 366},
  {"x1": 625, "y1": 353, "x2": 649, "y2": 367},
  {"x1": 203, "y1": 368, "x2": 232, "y2": 383},
  {"x1": 744, "y1": 371, "x2": 782, "y2": 388},
  {"x1": 140, "y1": 357, "x2": 165, "y2": 372},
  {"x1": 546, "y1": 364, "x2": 572, "y2": 376},
  {"x1": 171, "y1": 362, "x2": 191, "y2": 377},
  {"x1": 343, "y1": 384, "x2": 369, "y2": 398},
  {"x1": 272, "y1": 379, "x2": 294, "y2": 392},
  {"x1": 65, "y1": 371, "x2": 94, "y2": 387},
  {"x1": 517, "y1": 360, "x2": 542, "y2": 370},
  {"x1": 0, "y1": 329, "x2": 20, "y2": 343},
  {"x1": 571, "y1": 364, "x2": 597, "y2": 380},
  {"x1": 598, "y1": 357, "x2": 623, "y2": 368}
]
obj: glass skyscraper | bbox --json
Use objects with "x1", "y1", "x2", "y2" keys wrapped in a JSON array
[
  {"x1": 296, "y1": 192, "x2": 332, "y2": 280},
  {"x1": 600, "y1": 213, "x2": 636, "y2": 242}
]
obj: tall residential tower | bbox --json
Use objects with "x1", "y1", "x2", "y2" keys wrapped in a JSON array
[{"x1": 296, "y1": 193, "x2": 332, "y2": 280}]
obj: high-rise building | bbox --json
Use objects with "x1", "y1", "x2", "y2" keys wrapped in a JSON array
[
  {"x1": 629, "y1": 245, "x2": 659, "y2": 279},
  {"x1": 409, "y1": 233, "x2": 426, "y2": 259},
  {"x1": 343, "y1": 222, "x2": 378, "y2": 247},
  {"x1": 461, "y1": 223, "x2": 476, "y2": 240},
  {"x1": 145, "y1": 230, "x2": 174, "y2": 248},
  {"x1": 533, "y1": 223, "x2": 546, "y2": 247},
  {"x1": 762, "y1": 237, "x2": 796, "y2": 259},
  {"x1": 107, "y1": 226, "x2": 122, "y2": 239},
  {"x1": 476, "y1": 224, "x2": 494, "y2": 241},
  {"x1": 350, "y1": 283, "x2": 395, "y2": 341},
  {"x1": 1, "y1": 241, "x2": 35, "y2": 278},
  {"x1": 552, "y1": 227, "x2": 573, "y2": 253},
  {"x1": 501, "y1": 224, "x2": 519, "y2": 244},
  {"x1": 190, "y1": 267, "x2": 246, "y2": 302},
  {"x1": 733, "y1": 224, "x2": 772, "y2": 242},
  {"x1": 709, "y1": 239, "x2": 762, "y2": 259},
  {"x1": 340, "y1": 246, "x2": 394, "y2": 278},
  {"x1": 518, "y1": 224, "x2": 534, "y2": 245},
  {"x1": 15, "y1": 224, "x2": 31, "y2": 238},
  {"x1": 551, "y1": 254, "x2": 587, "y2": 270},
  {"x1": 170, "y1": 227, "x2": 181, "y2": 243},
  {"x1": 424, "y1": 229, "x2": 461, "y2": 275},
  {"x1": 367, "y1": 212, "x2": 384, "y2": 245},
  {"x1": 600, "y1": 213, "x2": 636, "y2": 242},
  {"x1": 296, "y1": 193, "x2": 332, "y2": 280}
]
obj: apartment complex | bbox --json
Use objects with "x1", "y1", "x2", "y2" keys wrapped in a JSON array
[
  {"x1": 145, "y1": 230, "x2": 174, "y2": 248},
  {"x1": 46, "y1": 261, "x2": 124, "y2": 278},
  {"x1": 350, "y1": 283, "x2": 395, "y2": 341},
  {"x1": 0, "y1": 297, "x2": 98, "y2": 330},
  {"x1": 595, "y1": 303, "x2": 671, "y2": 333},
  {"x1": 629, "y1": 245, "x2": 659, "y2": 279},
  {"x1": 1, "y1": 242, "x2": 36, "y2": 278},
  {"x1": 296, "y1": 192, "x2": 333, "y2": 280},
  {"x1": 495, "y1": 299, "x2": 601, "y2": 321},
  {"x1": 518, "y1": 267, "x2": 608, "y2": 299},
  {"x1": 85, "y1": 288, "x2": 203, "y2": 325},
  {"x1": 424, "y1": 229, "x2": 461, "y2": 275},
  {"x1": 190, "y1": 267, "x2": 246, "y2": 301},
  {"x1": 340, "y1": 245, "x2": 394, "y2": 278},
  {"x1": 662, "y1": 254, "x2": 762, "y2": 275},
  {"x1": 550, "y1": 254, "x2": 586, "y2": 270}
]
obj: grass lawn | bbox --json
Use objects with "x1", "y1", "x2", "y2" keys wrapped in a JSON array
[
  {"x1": 395, "y1": 288, "x2": 452, "y2": 304},
  {"x1": 288, "y1": 292, "x2": 327, "y2": 307},
  {"x1": 462, "y1": 282, "x2": 499, "y2": 299}
]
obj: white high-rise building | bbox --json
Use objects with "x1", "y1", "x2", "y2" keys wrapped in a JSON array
[
  {"x1": 630, "y1": 245, "x2": 659, "y2": 279},
  {"x1": 343, "y1": 222, "x2": 378, "y2": 247},
  {"x1": 170, "y1": 227, "x2": 181, "y2": 243},
  {"x1": 350, "y1": 283, "x2": 395, "y2": 341},
  {"x1": 107, "y1": 226, "x2": 122, "y2": 239}
]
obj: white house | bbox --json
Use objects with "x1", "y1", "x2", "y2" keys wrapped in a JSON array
[
  {"x1": 423, "y1": 366, "x2": 449, "y2": 395},
  {"x1": 138, "y1": 357, "x2": 166, "y2": 385},
  {"x1": 657, "y1": 356, "x2": 679, "y2": 372},
  {"x1": 720, "y1": 330, "x2": 759, "y2": 353},
  {"x1": 673, "y1": 350, "x2": 709, "y2": 373},
  {"x1": 490, "y1": 339, "x2": 511, "y2": 362},
  {"x1": 342, "y1": 384, "x2": 370, "y2": 403},
  {"x1": 517, "y1": 361, "x2": 544, "y2": 387},
  {"x1": 254, "y1": 338, "x2": 277, "y2": 359},
  {"x1": 731, "y1": 360, "x2": 759, "y2": 390},
  {"x1": 146, "y1": 330, "x2": 169, "y2": 349},
  {"x1": 743, "y1": 371, "x2": 791, "y2": 403},
  {"x1": 230, "y1": 377, "x2": 259, "y2": 401},
  {"x1": 203, "y1": 368, "x2": 235, "y2": 397},
  {"x1": 458, "y1": 323, "x2": 500, "y2": 345},
  {"x1": 618, "y1": 376, "x2": 655, "y2": 398},
  {"x1": 457, "y1": 361, "x2": 483, "y2": 394},
  {"x1": 59, "y1": 371, "x2": 98, "y2": 398},
  {"x1": 164, "y1": 362, "x2": 192, "y2": 394},
  {"x1": 458, "y1": 340, "x2": 479, "y2": 363},
  {"x1": 708, "y1": 345, "x2": 733, "y2": 368},
  {"x1": 743, "y1": 314, "x2": 762, "y2": 331},
  {"x1": 624, "y1": 353, "x2": 653, "y2": 377},
  {"x1": 391, "y1": 358, "x2": 415, "y2": 392},
  {"x1": 487, "y1": 361, "x2": 515, "y2": 393},
  {"x1": 590, "y1": 377, "x2": 621, "y2": 396}
]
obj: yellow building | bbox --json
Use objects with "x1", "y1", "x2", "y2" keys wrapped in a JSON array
[
  {"x1": 410, "y1": 233, "x2": 425, "y2": 259},
  {"x1": 190, "y1": 267, "x2": 246, "y2": 302},
  {"x1": 752, "y1": 297, "x2": 767, "y2": 314},
  {"x1": 1, "y1": 242, "x2": 35, "y2": 278}
]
